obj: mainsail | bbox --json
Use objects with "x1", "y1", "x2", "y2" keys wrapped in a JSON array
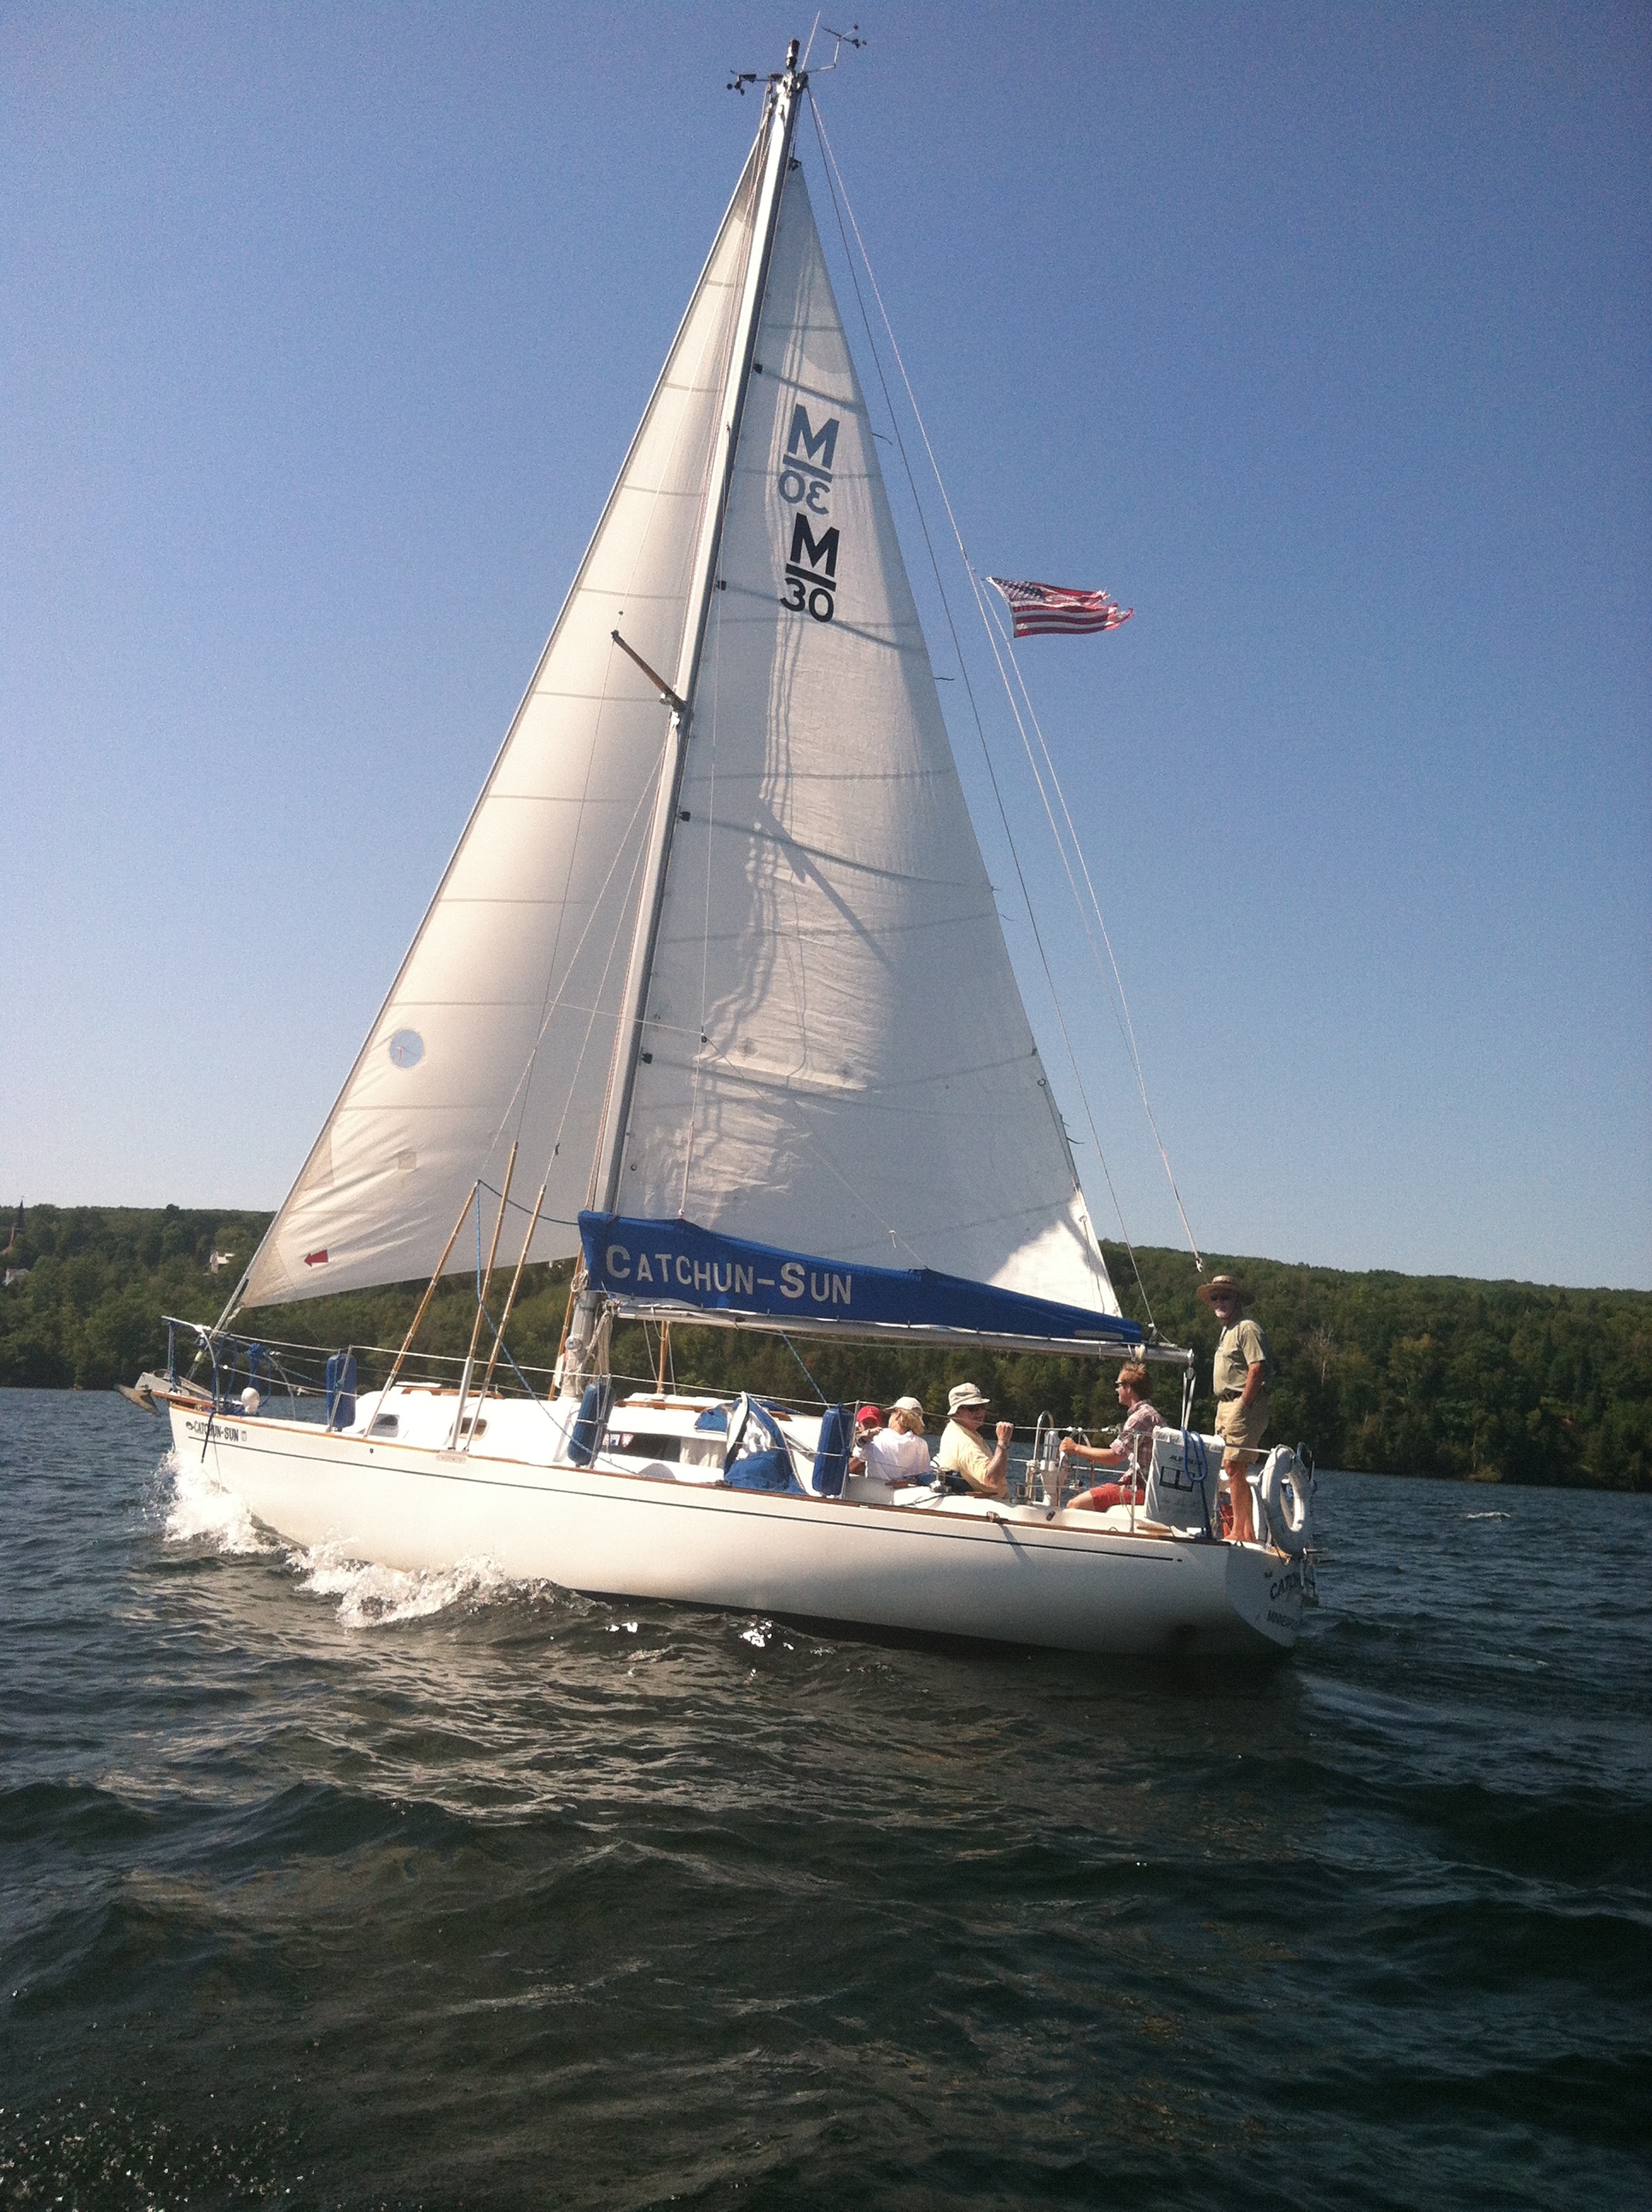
[
  {"x1": 240, "y1": 145, "x2": 766, "y2": 1308},
  {"x1": 612, "y1": 169, "x2": 1120, "y2": 1316}
]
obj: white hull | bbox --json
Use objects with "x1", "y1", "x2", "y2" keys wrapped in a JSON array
[{"x1": 167, "y1": 1400, "x2": 1304, "y2": 1658}]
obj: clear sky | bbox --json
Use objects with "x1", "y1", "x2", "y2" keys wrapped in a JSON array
[{"x1": 3, "y1": 2, "x2": 1648, "y2": 1289}]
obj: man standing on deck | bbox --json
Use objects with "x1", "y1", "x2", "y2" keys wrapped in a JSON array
[{"x1": 1199, "y1": 1275, "x2": 1271, "y2": 1542}]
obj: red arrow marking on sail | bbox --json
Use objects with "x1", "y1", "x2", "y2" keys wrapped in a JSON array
[{"x1": 304, "y1": 1249, "x2": 329, "y2": 1267}]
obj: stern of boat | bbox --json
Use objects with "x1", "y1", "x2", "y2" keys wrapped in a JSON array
[{"x1": 1223, "y1": 1541, "x2": 1306, "y2": 1650}]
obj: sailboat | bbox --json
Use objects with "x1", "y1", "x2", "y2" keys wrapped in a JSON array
[{"x1": 134, "y1": 43, "x2": 1313, "y2": 1656}]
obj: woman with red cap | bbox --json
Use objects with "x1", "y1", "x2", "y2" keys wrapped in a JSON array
[
  {"x1": 857, "y1": 1397, "x2": 933, "y2": 1486},
  {"x1": 847, "y1": 1403, "x2": 883, "y2": 1476}
]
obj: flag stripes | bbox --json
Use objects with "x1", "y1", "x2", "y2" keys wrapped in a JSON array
[{"x1": 987, "y1": 577, "x2": 1133, "y2": 637}]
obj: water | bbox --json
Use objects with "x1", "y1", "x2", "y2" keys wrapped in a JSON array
[{"x1": 3, "y1": 1392, "x2": 1648, "y2": 2211}]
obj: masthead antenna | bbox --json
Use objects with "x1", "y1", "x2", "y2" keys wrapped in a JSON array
[{"x1": 727, "y1": 33, "x2": 817, "y2": 95}]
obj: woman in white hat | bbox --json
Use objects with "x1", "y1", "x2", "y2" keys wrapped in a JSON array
[{"x1": 860, "y1": 1396, "x2": 933, "y2": 1486}]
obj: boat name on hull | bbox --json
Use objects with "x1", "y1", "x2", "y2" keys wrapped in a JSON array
[{"x1": 184, "y1": 1417, "x2": 244, "y2": 1443}]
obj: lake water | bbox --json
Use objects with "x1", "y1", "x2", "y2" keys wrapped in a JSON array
[{"x1": 2, "y1": 1389, "x2": 1648, "y2": 2209}]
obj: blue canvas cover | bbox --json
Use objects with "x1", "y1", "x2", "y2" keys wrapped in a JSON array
[
  {"x1": 723, "y1": 1397, "x2": 806, "y2": 1494},
  {"x1": 725, "y1": 1448, "x2": 803, "y2": 1493},
  {"x1": 810, "y1": 1405, "x2": 853, "y2": 1498},
  {"x1": 245, "y1": 1343, "x2": 273, "y2": 1408},
  {"x1": 325, "y1": 1351, "x2": 357, "y2": 1430},
  {"x1": 579, "y1": 1214, "x2": 1139, "y2": 1350},
  {"x1": 567, "y1": 1378, "x2": 613, "y2": 1467}
]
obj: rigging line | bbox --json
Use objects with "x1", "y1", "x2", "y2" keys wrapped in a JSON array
[
  {"x1": 528, "y1": 148, "x2": 762, "y2": 1196},
  {"x1": 679, "y1": 549, "x2": 724, "y2": 1216},
  {"x1": 973, "y1": 589, "x2": 1137, "y2": 1053},
  {"x1": 800, "y1": 1126, "x2": 926, "y2": 1266},
  {"x1": 509, "y1": 642, "x2": 615, "y2": 1154},
  {"x1": 545, "y1": 776, "x2": 660, "y2": 1177},
  {"x1": 809, "y1": 108, "x2": 1164, "y2": 1328},
  {"x1": 611, "y1": 148, "x2": 775, "y2": 1224},
  {"x1": 471, "y1": 1295, "x2": 560, "y2": 1421},
  {"x1": 512, "y1": 171, "x2": 748, "y2": 1155},
  {"x1": 779, "y1": 1332, "x2": 829, "y2": 1405},
  {"x1": 934, "y1": 571, "x2": 1174, "y2": 1301},
  {"x1": 576, "y1": 799, "x2": 664, "y2": 1214},
  {"x1": 983, "y1": 587, "x2": 1203, "y2": 1266},
  {"x1": 809, "y1": 98, "x2": 1149, "y2": 1327},
  {"x1": 486, "y1": 753, "x2": 666, "y2": 1168},
  {"x1": 459, "y1": 1190, "x2": 583, "y2": 1233},
  {"x1": 968, "y1": 577, "x2": 1198, "y2": 1283}
]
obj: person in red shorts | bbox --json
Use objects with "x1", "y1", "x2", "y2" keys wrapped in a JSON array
[{"x1": 1057, "y1": 1363, "x2": 1160, "y2": 1510}]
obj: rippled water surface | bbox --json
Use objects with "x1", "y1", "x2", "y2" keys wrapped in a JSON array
[{"x1": 3, "y1": 1391, "x2": 1648, "y2": 2209}]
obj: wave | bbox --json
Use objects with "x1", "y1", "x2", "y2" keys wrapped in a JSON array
[
  {"x1": 292, "y1": 1547, "x2": 517, "y2": 1628},
  {"x1": 155, "y1": 1447, "x2": 528, "y2": 1629},
  {"x1": 156, "y1": 1446, "x2": 278, "y2": 1557}
]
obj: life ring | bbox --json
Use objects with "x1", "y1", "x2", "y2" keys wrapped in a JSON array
[{"x1": 1258, "y1": 1447, "x2": 1311, "y2": 1556}]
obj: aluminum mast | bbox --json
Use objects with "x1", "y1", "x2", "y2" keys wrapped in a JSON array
[{"x1": 560, "y1": 39, "x2": 809, "y2": 1390}]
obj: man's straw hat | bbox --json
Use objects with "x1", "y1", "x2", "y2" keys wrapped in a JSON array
[{"x1": 1195, "y1": 1273, "x2": 1252, "y2": 1308}]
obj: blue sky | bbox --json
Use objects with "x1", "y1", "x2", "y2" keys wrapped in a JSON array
[{"x1": 3, "y1": 2, "x2": 1647, "y2": 1289}]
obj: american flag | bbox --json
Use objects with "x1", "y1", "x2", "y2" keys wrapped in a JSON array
[{"x1": 988, "y1": 576, "x2": 1133, "y2": 638}]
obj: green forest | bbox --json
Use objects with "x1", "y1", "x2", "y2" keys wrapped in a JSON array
[{"x1": 2, "y1": 1203, "x2": 1649, "y2": 1490}]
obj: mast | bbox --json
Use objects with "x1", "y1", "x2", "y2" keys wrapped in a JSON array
[{"x1": 560, "y1": 38, "x2": 808, "y2": 1391}]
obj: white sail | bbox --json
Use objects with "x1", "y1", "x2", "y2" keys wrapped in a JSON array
[
  {"x1": 616, "y1": 172, "x2": 1120, "y2": 1315},
  {"x1": 240, "y1": 143, "x2": 766, "y2": 1308}
]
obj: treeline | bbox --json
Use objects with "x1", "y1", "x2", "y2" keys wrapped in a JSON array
[
  {"x1": 2, "y1": 1204, "x2": 1649, "y2": 1489},
  {"x1": 1107, "y1": 1246, "x2": 1652, "y2": 1493},
  {"x1": 0, "y1": 1206, "x2": 276, "y2": 1396}
]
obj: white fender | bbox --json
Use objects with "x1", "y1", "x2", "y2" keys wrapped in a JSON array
[{"x1": 1258, "y1": 1446, "x2": 1312, "y2": 1556}]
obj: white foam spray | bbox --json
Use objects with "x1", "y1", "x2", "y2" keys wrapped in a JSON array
[
  {"x1": 159, "y1": 1445, "x2": 277, "y2": 1557},
  {"x1": 292, "y1": 1548, "x2": 513, "y2": 1629},
  {"x1": 155, "y1": 1447, "x2": 526, "y2": 1629}
]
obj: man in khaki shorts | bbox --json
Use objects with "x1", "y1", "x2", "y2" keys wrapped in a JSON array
[{"x1": 1197, "y1": 1275, "x2": 1271, "y2": 1542}]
